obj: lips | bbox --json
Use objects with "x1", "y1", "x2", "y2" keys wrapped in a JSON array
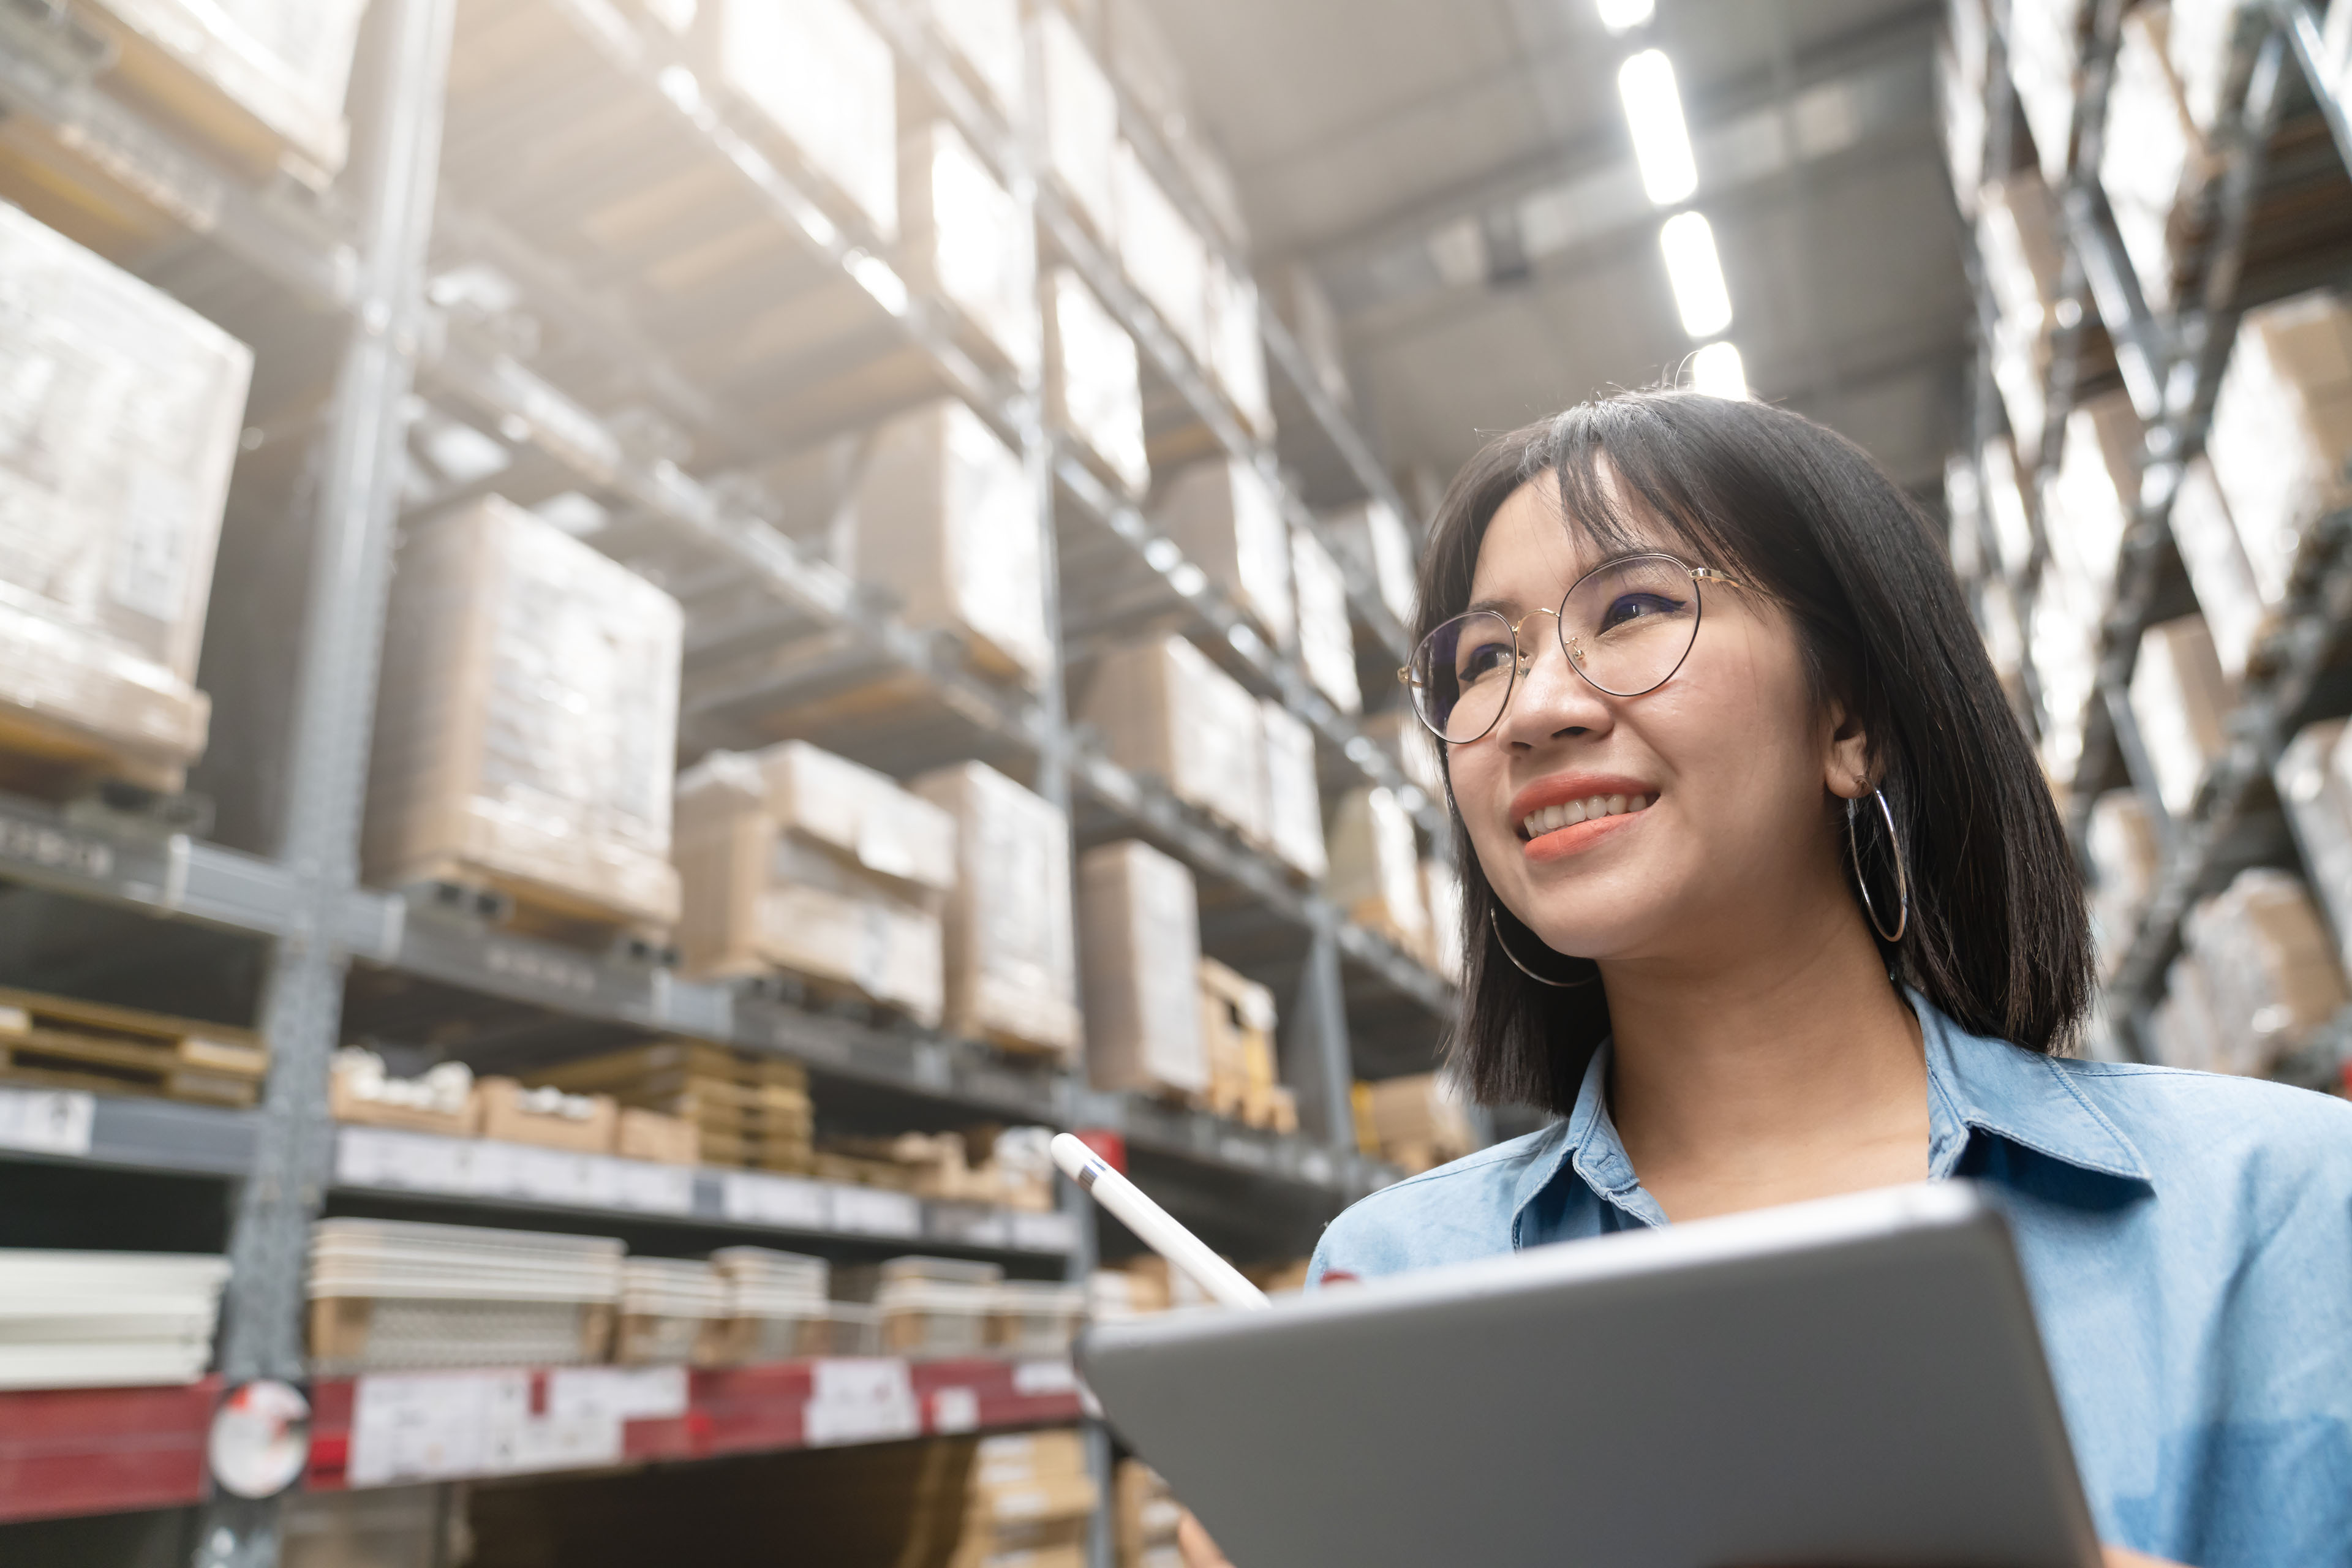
[
  {"x1": 1507, "y1": 773, "x2": 1660, "y2": 843},
  {"x1": 1517, "y1": 792, "x2": 1654, "y2": 840}
]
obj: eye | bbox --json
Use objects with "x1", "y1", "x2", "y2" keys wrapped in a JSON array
[
  {"x1": 1455, "y1": 638, "x2": 1513, "y2": 684},
  {"x1": 1599, "y1": 592, "x2": 1685, "y2": 631}
]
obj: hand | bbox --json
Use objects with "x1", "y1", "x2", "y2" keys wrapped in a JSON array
[
  {"x1": 1176, "y1": 1509, "x2": 1234, "y2": 1568},
  {"x1": 2103, "y1": 1551, "x2": 2188, "y2": 1567}
]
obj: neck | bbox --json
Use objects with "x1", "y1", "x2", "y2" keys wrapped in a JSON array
[{"x1": 1596, "y1": 898, "x2": 1929, "y2": 1220}]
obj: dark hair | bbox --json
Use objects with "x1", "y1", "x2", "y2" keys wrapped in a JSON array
[{"x1": 1421, "y1": 390, "x2": 2091, "y2": 1115}]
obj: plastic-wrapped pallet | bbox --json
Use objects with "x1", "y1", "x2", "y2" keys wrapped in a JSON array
[
  {"x1": 2181, "y1": 870, "x2": 2351, "y2": 1076},
  {"x1": 951, "y1": 1428, "x2": 1100, "y2": 1568},
  {"x1": 2169, "y1": 458, "x2": 2265, "y2": 682},
  {"x1": 1117, "y1": 1459, "x2": 1185, "y2": 1568},
  {"x1": 2204, "y1": 288, "x2": 2352, "y2": 606},
  {"x1": 72, "y1": 0, "x2": 371, "y2": 183},
  {"x1": 1291, "y1": 524, "x2": 1362, "y2": 713},
  {"x1": 1976, "y1": 173, "x2": 2066, "y2": 453},
  {"x1": 2128, "y1": 614, "x2": 2233, "y2": 815},
  {"x1": 307, "y1": 1219, "x2": 624, "y2": 1376},
  {"x1": 1205, "y1": 255, "x2": 1275, "y2": 439},
  {"x1": 615, "y1": 1258, "x2": 727, "y2": 1366},
  {"x1": 1155, "y1": 457, "x2": 1295, "y2": 647},
  {"x1": 365, "y1": 496, "x2": 684, "y2": 932},
  {"x1": 1259, "y1": 697, "x2": 1327, "y2": 880},
  {"x1": 2009, "y1": 0, "x2": 2089, "y2": 185},
  {"x1": 1359, "y1": 1072, "x2": 1476, "y2": 1175},
  {"x1": 2102, "y1": 7, "x2": 2218, "y2": 315},
  {"x1": 914, "y1": 763, "x2": 1082, "y2": 1059},
  {"x1": 1082, "y1": 635, "x2": 1269, "y2": 845},
  {"x1": 1047, "y1": 267, "x2": 1150, "y2": 497},
  {"x1": 2276, "y1": 720, "x2": 2352, "y2": 970},
  {"x1": 1322, "y1": 498, "x2": 1419, "y2": 626},
  {"x1": 0, "y1": 1251, "x2": 228, "y2": 1389},
  {"x1": 853, "y1": 398, "x2": 1052, "y2": 688},
  {"x1": 706, "y1": 1248, "x2": 831, "y2": 1365},
  {"x1": 688, "y1": 0, "x2": 897, "y2": 238},
  {"x1": 989, "y1": 1280, "x2": 1088, "y2": 1357},
  {"x1": 919, "y1": 0, "x2": 1022, "y2": 118},
  {"x1": 1330, "y1": 786, "x2": 1430, "y2": 954},
  {"x1": 1078, "y1": 841, "x2": 1208, "y2": 1098},
  {"x1": 2044, "y1": 392, "x2": 2141, "y2": 606},
  {"x1": 0, "y1": 202, "x2": 252, "y2": 792},
  {"x1": 900, "y1": 122, "x2": 1039, "y2": 379},
  {"x1": 1422, "y1": 856, "x2": 1464, "y2": 984},
  {"x1": 842, "y1": 1256, "x2": 1000, "y2": 1359},
  {"x1": 674, "y1": 741, "x2": 954, "y2": 1025},
  {"x1": 1272, "y1": 260, "x2": 1354, "y2": 412},
  {"x1": 2085, "y1": 790, "x2": 2163, "y2": 977},
  {"x1": 2149, "y1": 949, "x2": 2223, "y2": 1071},
  {"x1": 1199, "y1": 957, "x2": 1284, "y2": 1130},
  {"x1": 1039, "y1": 7, "x2": 1119, "y2": 241},
  {"x1": 1360, "y1": 708, "x2": 1445, "y2": 798},
  {"x1": 1114, "y1": 140, "x2": 1211, "y2": 362}
]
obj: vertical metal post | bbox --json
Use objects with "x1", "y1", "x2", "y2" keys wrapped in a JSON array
[
  {"x1": 1289, "y1": 905, "x2": 1357, "y2": 1155},
  {"x1": 195, "y1": 0, "x2": 455, "y2": 1563}
]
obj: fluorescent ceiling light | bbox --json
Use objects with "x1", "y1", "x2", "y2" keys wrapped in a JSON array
[
  {"x1": 1689, "y1": 340, "x2": 1748, "y2": 399},
  {"x1": 1597, "y1": 0, "x2": 1654, "y2": 32},
  {"x1": 1617, "y1": 49, "x2": 1697, "y2": 205},
  {"x1": 1659, "y1": 210, "x2": 1732, "y2": 337}
]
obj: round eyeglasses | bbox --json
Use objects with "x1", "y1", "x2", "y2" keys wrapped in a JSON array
[{"x1": 1398, "y1": 552, "x2": 1755, "y2": 744}]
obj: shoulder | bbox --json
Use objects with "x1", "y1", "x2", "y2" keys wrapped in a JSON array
[
  {"x1": 1309, "y1": 1123, "x2": 1561, "y2": 1285},
  {"x1": 2049, "y1": 1055, "x2": 2352, "y2": 1208}
]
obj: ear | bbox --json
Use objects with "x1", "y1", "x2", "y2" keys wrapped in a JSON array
[{"x1": 1822, "y1": 693, "x2": 1874, "y2": 800}]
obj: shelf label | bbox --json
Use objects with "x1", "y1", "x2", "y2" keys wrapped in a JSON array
[
  {"x1": 0, "y1": 813, "x2": 115, "y2": 880},
  {"x1": 930, "y1": 1384, "x2": 980, "y2": 1433},
  {"x1": 1008, "y1": 1210, "x2": 1080, "y2": 1254},
  {"x1": 335, "y1": 1128, "x2": 693, "y2": 1216},
  {"x1": 1217, "y1": 1134, "x2": 1273, "y2": 1170},
  {"x1": 548, "y1": 1365, "x2": 688, "y2": 1423},
  {"x1": 1012, "y1": 1360, "x2": 1078, "y2": 1396},
  {"x1": 348, "y1": 1369, "x2": 629, "y2": 1487},
  {"x1": 721, "y1": 1170, "x2": 830, "y2": 1229},
  {"x1": 804, "y1": 1359, "x2": 919, "y2": 1447},
  {"x1": 927, "y1": 1202, "x2": 1012, "y2": 1248},
  {"x1": 828, "y1": 1184, "x2": 922, "y2": 1237},
  {"x1": 0, "y1": 1087, "x2": 94, "y2": 1156}
]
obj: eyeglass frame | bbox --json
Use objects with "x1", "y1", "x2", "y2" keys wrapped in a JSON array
[{"x1": 1396, "y1": 552, "x2": 1759, "y2": 745}]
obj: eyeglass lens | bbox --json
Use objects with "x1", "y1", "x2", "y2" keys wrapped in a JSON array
[{"x1": 1408, "y1": 555, "x2": 1704, "y2": 742}]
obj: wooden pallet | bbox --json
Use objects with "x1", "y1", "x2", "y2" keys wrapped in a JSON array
[
  {"x1": 0, "y1": 985, "x2": 265, "y2": 1107},
  {"x1": 397, "y1": 870, "x2": 676, "y2": 965},
  {"x1": 0, "y1": 707, "x2": 191, "y2": 804}
]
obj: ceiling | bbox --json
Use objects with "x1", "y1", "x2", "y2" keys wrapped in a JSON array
[{"x1": 1130, "y1": 0, "x2": 1970, "y2": 500}]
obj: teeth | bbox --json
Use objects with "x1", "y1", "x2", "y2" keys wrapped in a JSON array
[{"x1": 1520, "y1": 793, "x2": 1653, "y2": 839}]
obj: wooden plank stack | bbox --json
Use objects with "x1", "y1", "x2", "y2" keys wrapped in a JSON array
[
  {"x1": 525, "y1": 1040, "x2": 815, "y2": 1175},
  {"x1": 0, "y1": 985, "x2": 265, "y2": 1108}
]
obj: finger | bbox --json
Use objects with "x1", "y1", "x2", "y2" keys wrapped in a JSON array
[{"x1": 1177, "y1": 1508, "x2": 1235, "y2": 1568}]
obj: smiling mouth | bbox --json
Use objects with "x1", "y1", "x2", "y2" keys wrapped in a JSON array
[{"x1": 1517, "y1": 793, "x2": 1655, "y2": 840}]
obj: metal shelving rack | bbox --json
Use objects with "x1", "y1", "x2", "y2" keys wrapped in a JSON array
[
  {"x1": 1951, "y1": 0, "x2": 2352, "y2": 1070},
  {"x1": 0, "y1": 1, "x2": 1461, "y2": 1562}
]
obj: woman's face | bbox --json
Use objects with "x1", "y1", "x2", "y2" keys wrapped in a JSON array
[{"x1": 1447, "y1": 473, "x2": 1869, "y2": 970}]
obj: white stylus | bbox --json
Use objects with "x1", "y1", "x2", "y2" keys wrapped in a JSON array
[{"x1": 1050, "y1": 1132, "x2": 1272, "y2": 1311}]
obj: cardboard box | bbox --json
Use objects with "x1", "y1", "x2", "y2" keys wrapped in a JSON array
[
  {"x1": 1260, "y1": 698, "x2": 1328, "y2": 880},
  {"x1": 1291, "y1": 525, "x2": 1362, "y2": 713},
  {"x1": 477, "y1": 1079, "x2": 619, "y2": 1154},
  {"x1": 1359, "y1": 708, "x2": 1444, "y2": 797},
  {"x1": 1082, "y1": 635, "x2": 1269, "y2": 844},
  {"x1": 2169, "y1": 458, "x2": 2264, "y2": 681},
  {"x1": 1360, "y1": 1072, "x2": 1476, "y2": 1175},
  {"x1": 1980, "y1": 436, "x2": 2038, "y2": 578},
  {"x1": 2030, "y1": 566, "x2": 2102, "y2": 779},
  {"x1": 2171, "y1": 0, "x2": 2269, "y2": 132},
  {"x1": 2206, "y1": 288, "x2": 2352, "y2": 605},
  {"x1": 1079, "y1": 841, "x2": 1208, "y2": 1096},
  {"x1": 364, "y1": 497, "x2": 684, "y2": 931},
  {"x1": 2101, "y1": 6, "x2": 2218, "y2": 314},
  {"x1": 1038, "y1": 8, "x2": 1118, "y2": 240},
  {"x1": 1321, "y1": 499, "x2": 1419, "y2": 627},
  {"x1": 616, "y1": 1107, "x2": 700, "y2": 1166},
  {"x1": 700, "y1": 0, "x2": 898, "y2": 238},
  {"x1": 1204, "y1": 255, "x2": 1275, "y2": 439},
  {"x1": 327, "y1": 1050, "x2": 478, "y2": 1137},
  {"x1": 854, "y1": 399, "x2": 1052, "y2": 688},
  {"x1": 2128, "y1": 614, "x2": 2232, "y2": 816},
  {"x1": 900, "y1": 122, "x2": 1039, "y2": 379},
  {"x1": 1047, "y1": 267, "x2": 1151, "y2": 497},
  {"x1": 1329, "y1": 786, "x2": 1430, "y2": 952},
  {"x1": 1422, "y1": 856, "x2": 1464, "y2": 984},
  {"x1": 0, "y1": 201, "x2": 251, "y2": 791},
  {"x1": 1116, "y1": 1459, "x2": 1183, "y2": 1568},
  {"x1": 2008, "y1": 0, "x2": 2089, "y2": 186},
  {"x1": 1155, "y1": 458, "x2": 1295, "y2": 647},
  {"x1": 1199, "y1": 957, "x2": 1278, "y2": 1126},
  {"x1": 2275, "y1": 720, "x2": 2352, "y2": 971},
  {"x1": 914, "y1": 763, "x2": 1082, "y2": 1058},
  {"x1": 2085, "y1": 790, "x2": 2162, "y2": 976},
  {"x1": 1976, "y1": 172, "x2": 2065, "y2": 453},
  {"x1": 1272, "y1": 260, "x2": 1354, "y2": 412},
  {"x1": 2184, "y1": 869, "x2": 2351, "y2": 1076},
  {"x1": 1114, "y1": 138, "x2": 1210, "y2": 361},
  {"x1": 2043, "y1": 392, "x2": 2141, "y2": 605},
  {"x1": 919, "y1": 0, "x2": 1023, "y2": 118}
]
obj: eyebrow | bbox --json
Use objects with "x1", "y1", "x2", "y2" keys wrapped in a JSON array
[{"x1": 1461, "y1": 595, "x2": 1520, "y2": 618}]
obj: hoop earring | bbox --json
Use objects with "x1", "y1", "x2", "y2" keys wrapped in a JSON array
[
  {"x1": 1488, "y1": 908, "x2": 1599, "y2": 989},
  {"x1": 1845, "y1": 788, "x2": 1910, "y2": 944}
]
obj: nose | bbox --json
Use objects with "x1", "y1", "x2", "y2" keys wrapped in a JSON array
[{"x1": 1495, "y1": 612, "x2": 1613, "y2": 747}]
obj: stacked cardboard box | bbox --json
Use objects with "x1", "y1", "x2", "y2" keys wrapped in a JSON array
[
  {"x1": 614, "y1": 1257, "x2": 728, "y2": 1365},
  {"x1": 365, "y1": 496, "x2": 684, "y2": 935},
  {"x1": 526, "y1": 1040, "x2": 815, "y2": 1174},
  {"x1": 2128, "y1": 614, "x2": 2233, "y2": 815},
  {"x1": 1155, "y1": 457, "x2": 1296, "y2": 648},
  {"x1": 1422, "y1": 857, "x2": 1464, "y2": 984},
  {"x1": 2169, "y1": 457, "x2": 2266, "y2": 682},
  {"x1": 2171, "y1": 0, "x2": 2272, "y2": 133},
  {"x1": 703, "y1": 1247, "x2": 839, "y2": 1366},
  {"x1": 854, "y1": 398, "x2": 1053, "y2": 689},
  {"x1": 948, "y1": 1428, "x2": 1100, "y2": 1568},
  {"x1": 919, "y1": 0, "x2": 1023, "y2": 124},
  {"x1": 307, "y1": 1219, "x2": 623, "y2": 1376},
  {"x1": 1329, "y1": 786, "x2": 1431, "y2": 956},
  {"x1": 2101, "y1": 6, "x2": 2219, "y2": 315},
  {"x1": 1205, "y1": 255, "x2": 1275, "y2": 438},
  {"x1": 2084, "y1": 791, "x2": 2163, "y2": 978},
  {"x1": 1291, "y1": 524, "x2": 1363, "y2": 712},
  {"x1": 1321, "y1": 498, "x2": 1419, "y2": 627},
  {"x1": 2035, "y1": 393, "x2": 2143, "y2": 772},
  {"x1": 2276, "y1": 720, "x2": 2352, "y2": 971},
  {"x1": 1355, "y1": 1072, "x2": 1476, "y2": 1175},
  {"x1": 815, "y1": 1128, "x2": 1055, "y2": 1212},
  {"x1": 2009, "y1": 0, "x2": 2089, "y2": 185},
  {"x1": 1079, "y1": 842, "x2": 1208, "y2": 1098},
  {"x1": 916, "y1": 763, "x2": 1083, "y2": 1060},
  {"x1": 1273, "y1": 260, "x2": 1354, "y2": 411},
  {"x1": 685, "y1": 0, "x2": 899, "y2": 238},
  {"x1": 1259, "y1": 697, "x2": 1329, "y2": 880},
  {"x1": 1038, "y1": 8, "x2": 1120, "y2": 240},
  {"x1": 1047, "y1": 267, "x2": 1152, "y2": 497},
  {"x1": 2152, "y1": 869, "x2": 2350, "y2": 1076},
  {"x1": 1082, "y1": 634, "x2": 1269, "y2": 845},
  {"x1": 1360, "y1": 708, "x2": 1446, "y2": 798},
  {"x1": 1114, "y1": 140, "x2": 1212, "y2": 363},
  {"x1": 2204, "y1": 289, "x2": 2352, "y2": 609},
  {"x1": 0, "y1": 202, "x2": 251, "y2": 794},
  {"x1": 674, "y1": 741, "x2": 955, "y2": 1025},
  {"x1": 1116, "y1": 1460, "x2": 1185, "y2": 1568},
  {"x1": 1975, "y1": 172, "x2": 2067, "y2": 454},
  {"x1": 900, "y1": 123, "x2": 1039, "y2": 380},
  {"x1": 1199, "y1": 957, "x2": 1292, "y2": 1133}
]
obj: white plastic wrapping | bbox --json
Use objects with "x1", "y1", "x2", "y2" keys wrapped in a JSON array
[
  {"x1": 1114, "y1": 139, "x2": 1210, "y2": 362},
  {"x1": 1046, "y1": 267, "x2": 1150, "y2": 497},
  {"x1": 1259, "y1": 697, "x2": 1327, "y2": 880},
  {"x1": 2043, "y1": 393, "x2": 2141, "y2": 605},
  {"x1": 913, "y1": 762, "x2": 1081, "y2": 1058},
  {"x1": 900, "y1": 121, "x2": 1039, "y2": 379},
  {"x1": 2086, "y1": 790, "x2": 2162, "y2": 976},
  {"x1": 2168, "y1": 457, "x2": 2264, "y2": 681},
  {"x1": 2128, "y1": 613, "x2": 2231, "y2": 816},
  {"x1": 1273, "y1": 260, "x2": 1353, "y2": 410},
  {"x1": 1155, "y1": 457, "x2": 1295, "y2": 648},
  {"x1": 854, "y1": 398, "x2": 1051, "y2": 687},
  {"x1": 2169, "y1": 0, "x2": 2262, "y2": 132},
  {"x1": 1421, "y1": 856, "x2": 1463, "y2": 984},
  {"x1": 2275, "y1": 720, "x2": 2352, "y2": 971},
  {"x1": 2174, "y1": 870, "x2": 2351, "y2": 1075},
  {"x1": 1039, "y1": 8, "x2": 1119, "y2": 239},
  {"x1": 1290, "y1": 524, "x2": 1362, "y2": 714},
  {"x1": 2102, "y1": 7, "x2": 2216, "y2": 315},
  {"x1": 365, "y1": 497, "x2": 684, "y2": 928},
  {"x1": 2008, "y1": 0, "x2": 2088, "y2": 186},
  {"x1": 0, "y1": 200, "x2": 251, "y2": 782},
  {"x1": 2204, "y1": 288, "x2": 2352, "y2": 605},
  {"x1": 1078, "y1": 840, "x2": 1207, "y2": 1096},
  {"x1": 1328, "y1": 786, "x2": 1428, "y2": 952},
  {"x1": 1359, "y1": 708, "x2": 1444, "y2": 798},
  {"x1": 1205, "y1": 255, "x2": 1274, "y2": 438},
  {"x1": 86, "y1": 0, "x2": 370, "y2": 178},
  {"x1": 1980, "y1": 436, "x2": 2037, "y2": 578},
  {"x1": 1322, "y1": 499, "x2": 1419, "y2": 626},
  {"x1": 1975, "y1": 173, "x2": 2065, "y2": 453},
  {"x1": 1082, "y1": 635, "x2": 1268, "y2": 846},
  {"x1": 2030, "y1": 566, "x2": 2101, "y2": 780},
  {"x1": 710, "y1": 0, "x2": 898, "y2": 238},
  {"x1": 919, "y1": 0, "x2": 1022, "y2": 116}
]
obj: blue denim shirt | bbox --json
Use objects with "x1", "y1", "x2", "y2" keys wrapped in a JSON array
[{"x1": 1308, "y1": 995, "x2": 2352, "y2": 1567}]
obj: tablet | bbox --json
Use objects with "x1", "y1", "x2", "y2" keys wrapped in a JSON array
[{"x1": 1079, "y1": 1180, "x2": 2101, "y2": 1568}]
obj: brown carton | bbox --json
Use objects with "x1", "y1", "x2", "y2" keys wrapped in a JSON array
[
  {"x1": 1080, "y1": 842, "x2": 1208, "y2": 1096},
  {"x1": 914, "y1": 763, "x2": 1082, "y2": 1058},
  {"x1": 477, "y1": 1079, "x2": 619, "y2": 1155},
  {"x1": 1082, "y1": 635, "x2": 1268, "y2": 845}
]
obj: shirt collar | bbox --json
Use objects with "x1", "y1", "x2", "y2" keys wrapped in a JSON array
[{"x1": 1509, "y1": 989, "x2": 2152, "y2": 1238}]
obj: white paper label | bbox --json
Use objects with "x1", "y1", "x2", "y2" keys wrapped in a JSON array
[
  {"x1": 721, "y1": 1170, "x2": 830, "y2": 1229},
  {"x1": 335, "y1": 1129, "x2": 692, "y2": 1216},
  {"x1": 546, "y1": 1365, "x2": 688, "y2": 1423},
  {"x1": 347, "y1": 1370, "x2": 638, "y2": 1488},
  {"x1": 1009, "y1": 1210, "x2": 1079, "y2": 1254},
  {"x1": 827, "y1": 1184, "x2": 922, "y2": 1237},
  {"x1": 0, "y1": 1087, "x2": 93, "y2": 1156},
  {"x1": 1011, "y1": 1360, "x2": 1077, "y2": 1396},
  {"x1": 930, "y1": 1385, "x2": 980, "y2": 1433},
  {"x1": 803, "y1": 1359, "x2": 920, "y2": 1447}
]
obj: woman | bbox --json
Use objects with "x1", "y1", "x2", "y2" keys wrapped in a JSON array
[{"x1": 1181, "y1": 391, "x2": 2352, "y2": 1568}]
